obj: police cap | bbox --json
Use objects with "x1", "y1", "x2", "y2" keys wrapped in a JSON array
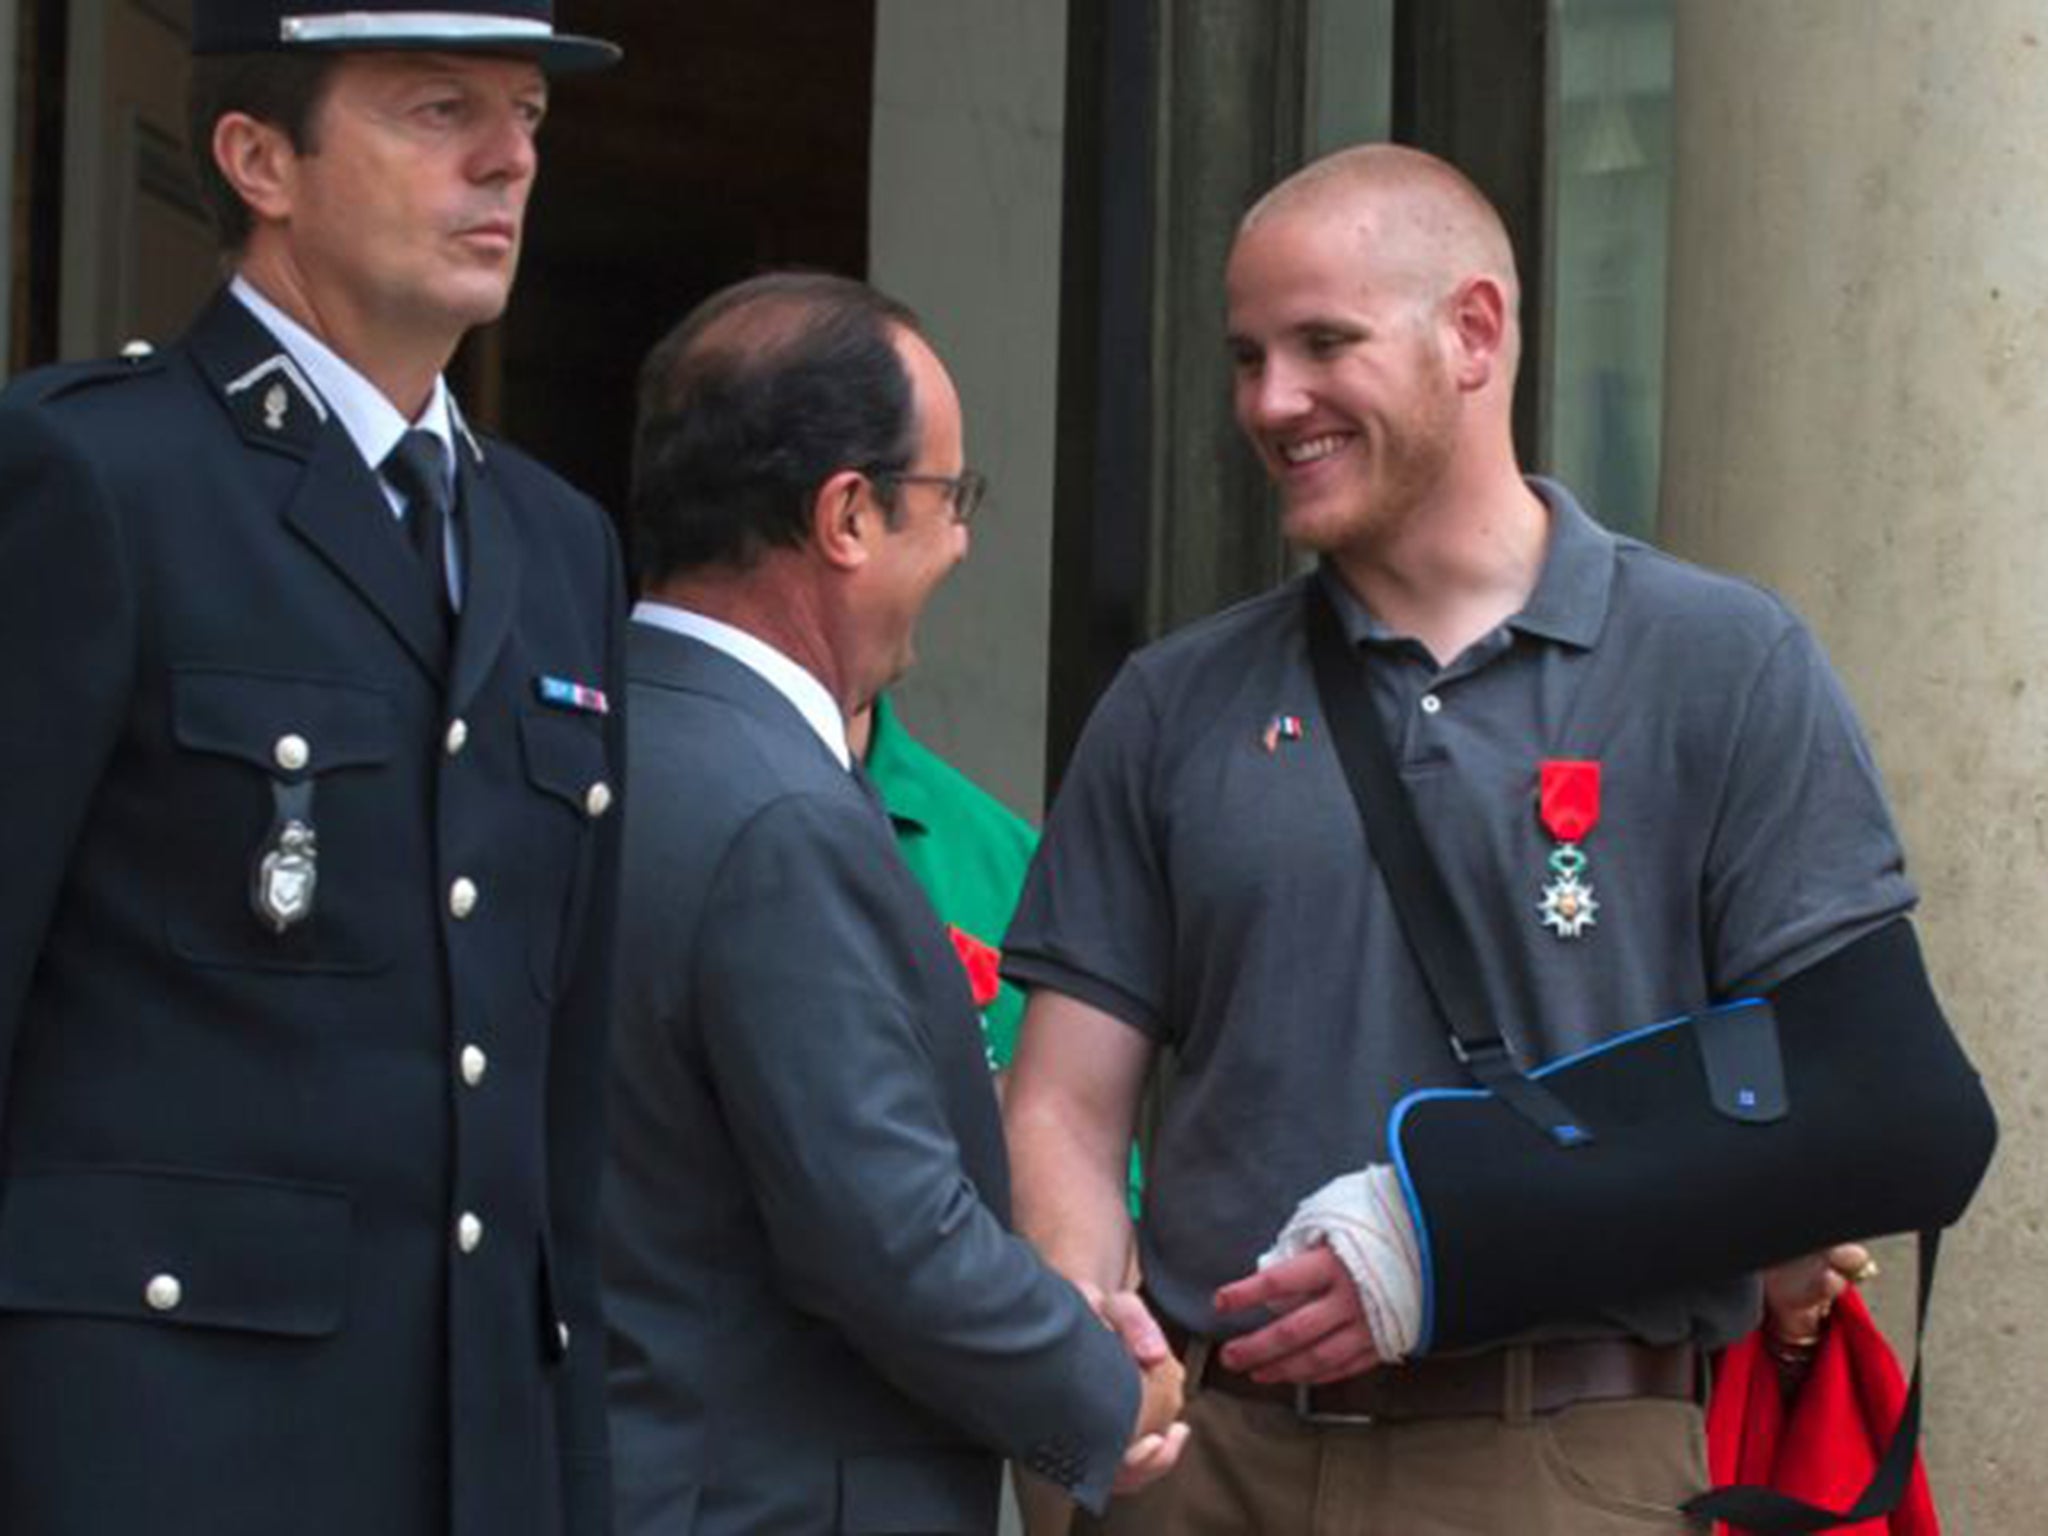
[{"x1": 191, "y1": 2, "x2": 622, "y2": 74}]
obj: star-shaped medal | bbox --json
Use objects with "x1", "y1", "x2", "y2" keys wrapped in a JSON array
[{"x1": 1538, "y1": 872, "x2": 1599, "y2": 939}]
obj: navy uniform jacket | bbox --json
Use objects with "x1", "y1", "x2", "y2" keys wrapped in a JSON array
[
  {"x1": 0, "y1": 291, "x2": 626, "y2": 1536},
  {"x1": 603, "y1": 625, "x2": 1138, "y2": 1535}
]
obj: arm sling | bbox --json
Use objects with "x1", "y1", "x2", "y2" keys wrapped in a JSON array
[{"x1": 1304, "y1": 580, "x2": 1995, "y2": 1534}]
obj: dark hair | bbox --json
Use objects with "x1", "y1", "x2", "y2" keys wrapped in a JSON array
[
  {"x1": 186, "y1": 54, "x2": 340, "y2": 251},
  {"x1": 630, "y1": 272, "x2": 924, "y2": 584}
]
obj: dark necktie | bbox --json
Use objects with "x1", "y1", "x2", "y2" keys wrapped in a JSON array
[{"x1": 381, "y1": 429, "x2": 455, "y2": 626}]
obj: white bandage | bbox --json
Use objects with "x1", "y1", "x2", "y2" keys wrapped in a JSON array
[{"x1": 1261, "y1": 1165, "x2": 1423, "y2": 1364}]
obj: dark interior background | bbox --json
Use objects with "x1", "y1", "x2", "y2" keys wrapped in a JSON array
[{"x1": 468, "y1": 0, "x2": 877, "y2": 538}]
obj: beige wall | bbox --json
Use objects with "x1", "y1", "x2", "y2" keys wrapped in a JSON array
[
  {"x1": 1662, "y1": 3, "x2": 2047, "y2": 1525},
  {"x1": 868, "y1": 0, "x2": 1068, "y2": 819}
]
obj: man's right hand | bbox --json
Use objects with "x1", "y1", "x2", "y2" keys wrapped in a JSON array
[
  {"x1": 1090, "y1": 1287, "x2": 1190, "y2": 1493},
  {"x1": 1009, "y1": 997, "x2": 1182, "y2": 1496}
]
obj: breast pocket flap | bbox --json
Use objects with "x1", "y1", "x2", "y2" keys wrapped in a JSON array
[
  {"x1": 519, "y1": 708, "x2": 609, "y2": 812},
  {"x1": 0, "y1": 1167, "x2": 351, "y2": 1337},
  {"x1": 172, "y1": 669, "x2": 395, "y2": 775}
]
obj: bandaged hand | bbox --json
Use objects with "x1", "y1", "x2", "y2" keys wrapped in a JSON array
[{"x1": 1257, "y1": 1165, "x2": 1423, "y2": 1365}]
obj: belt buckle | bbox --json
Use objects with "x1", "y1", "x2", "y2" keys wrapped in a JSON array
[{"x1": 1292, "y1": 1382, "x2": 1374, "y2": 1428}]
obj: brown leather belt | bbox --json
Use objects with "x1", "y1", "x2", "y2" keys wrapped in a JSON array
[{"x1": 1165, "y1": 1317, "x2": 1697, "y2": 1425}]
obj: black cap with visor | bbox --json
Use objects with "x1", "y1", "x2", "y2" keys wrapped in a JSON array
[{"x1": 192, "y1": 2, "x2": 622, "y2": 74}]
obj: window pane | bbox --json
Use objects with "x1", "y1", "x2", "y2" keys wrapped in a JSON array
[
  {"x1": 1547, "y1": 0, "x2": 1673, "y2": 542},
  {"x1": 1307, "y1": 0, "x2": 1396, "y2": 156}
]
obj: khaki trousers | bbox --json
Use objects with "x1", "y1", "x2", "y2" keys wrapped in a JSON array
[{"x1": 1075, "y1": 1349, "x2": 1710, "y2": 1536}]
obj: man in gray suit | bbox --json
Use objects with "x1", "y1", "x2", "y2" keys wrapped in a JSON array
[{"x1": 603, "y1": 273, "x2": 1186, "y2": 1535}]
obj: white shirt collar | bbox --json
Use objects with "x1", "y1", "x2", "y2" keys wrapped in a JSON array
[
  {"x1": 631, "y1": 600, "x2": 851, "y2": 769},
  {"x1": 230, "y1": 274, "x2": 456, "y2": 496}
]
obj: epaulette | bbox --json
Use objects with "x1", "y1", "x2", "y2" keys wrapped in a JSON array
[{"x1": 5, "y1": 339, "x2": 168, "y2": 405}]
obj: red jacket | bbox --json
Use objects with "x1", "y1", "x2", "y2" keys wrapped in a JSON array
[{"x1": 1707, "y1": 1289, "x2": 1939, "y2": 1536}]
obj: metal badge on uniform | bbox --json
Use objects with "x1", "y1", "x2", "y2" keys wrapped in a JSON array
[
  {"x1": 254, "y1": 821, "x2": 319, "y2": 932},
  {"x1": 251, "y1": 779, "x2": 319, "y2": 934},
  {"x1": 535, "y1": 675, "x2": 610, "y2": 715},
  {"x1": 262, "y1": 381, "x2": 290, "y2": 432},
  {"x1": 1536, "y1": 758, "x2": 1600, "y2": 940}
]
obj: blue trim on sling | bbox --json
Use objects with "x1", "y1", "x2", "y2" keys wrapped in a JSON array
[{"x1": 1387, "y1": 997, "x2": 1768, "y2": 1353}]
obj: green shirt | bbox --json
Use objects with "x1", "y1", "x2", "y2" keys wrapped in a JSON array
[
  {"x1": 868, "y1": 696, "x2": 1145, "y2": 1213},
  {"x1": 864, "y1": 693, "x2": 1038, "y2": 1069}
]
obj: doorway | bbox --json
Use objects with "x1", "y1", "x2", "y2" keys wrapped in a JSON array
[
  {"x1": 482, "y1": 0, "x2": 877, "y2": 534},
  {"x1": 6, "y1": 0, "x2": 878, "y2": 549}
]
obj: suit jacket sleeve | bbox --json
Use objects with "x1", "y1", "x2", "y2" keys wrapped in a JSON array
[
  {"x1": 696, "y1": 789, "x2": 1142, "y2": 1512},
  {"x1": 547, "y1": 508, "x2": 628, "y2": 1536},
  {"x1": 0, "y1": 402, "x2": 137, "y2": 1113}
]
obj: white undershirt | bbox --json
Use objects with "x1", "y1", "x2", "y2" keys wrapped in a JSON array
[
  {"x1": 631, "y1": 600, "x2": 850, "y2": 770},
  {"x1": 229, "y1": 276, "x2": 464, "y2": 606}
]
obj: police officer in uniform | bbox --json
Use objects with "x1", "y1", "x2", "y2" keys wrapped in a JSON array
[{"x1": 0, "y1": 7, "x2": 625, "y2": 1535}]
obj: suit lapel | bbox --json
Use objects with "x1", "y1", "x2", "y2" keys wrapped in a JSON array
[
  {"x1": 447, "y1": 436, "x2": 520, "y2": 716},
  {"x1": 184, "y1": 289, "x2": 451, "y2": 680}
]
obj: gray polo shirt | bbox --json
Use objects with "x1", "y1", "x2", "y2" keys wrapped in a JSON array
[{"x1": 1004, "y1": 480, "x2": 1914, "y2": 1347}]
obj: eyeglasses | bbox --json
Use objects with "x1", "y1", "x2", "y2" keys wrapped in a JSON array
[{"x1": 873, "y1": 468, "x2": 989, "y2": 526}]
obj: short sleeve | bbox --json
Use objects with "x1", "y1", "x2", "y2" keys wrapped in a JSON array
[
  {"x1": 1703, "y1": 618, "x2": 1916, "y2": 996},
  {"x1": 1002, "y1": 663, "x2": 1175, "y2": 1039}
]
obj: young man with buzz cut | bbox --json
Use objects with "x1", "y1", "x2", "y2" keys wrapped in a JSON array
[{"x1": 1004, "y1": 144, "x2": 1936, "y2": 1535}]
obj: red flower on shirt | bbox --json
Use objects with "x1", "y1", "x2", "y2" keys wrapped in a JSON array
[{"x1": 946, "y1": 925, "x2": 1003, "y2": 1009}]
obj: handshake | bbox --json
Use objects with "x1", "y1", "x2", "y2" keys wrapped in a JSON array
[{"x1": 1081, "y1": 1284, "x2": 1192, "y2": 1495}]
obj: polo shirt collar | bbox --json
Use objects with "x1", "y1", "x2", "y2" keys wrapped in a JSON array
[
  {"x1": 1317, "y1": 475, "x2": 1616, "y2": 653},
  {"x1": 1509, "y1": 477, "x2": 1613, "y2": 650}
]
